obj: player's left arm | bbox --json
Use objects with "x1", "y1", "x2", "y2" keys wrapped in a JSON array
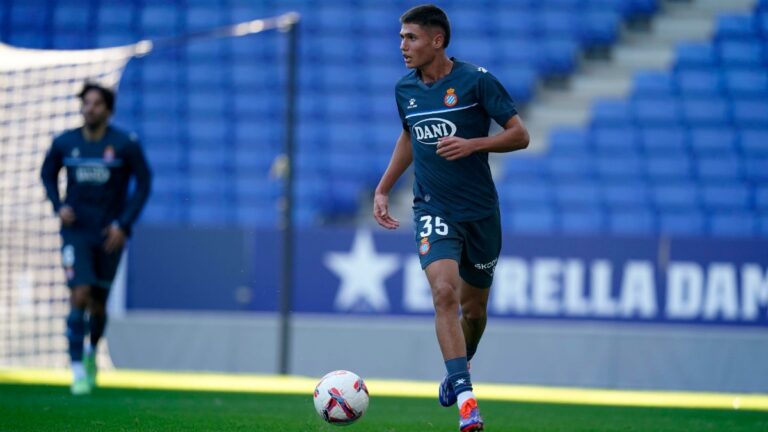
[
  {"x1": 104, "y1": 138, "x2": 152, "y2": 252},
  {"x1": 436, "y1": 115, "x2": 529, "y2": 160},
  {"x1": 436, "y1": 70, "x2": 529, "y2": 160},
  {"x1": 117, "y1": 137, "x2": 153, "y2": 236}
]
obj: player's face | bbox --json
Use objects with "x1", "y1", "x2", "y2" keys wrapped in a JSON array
[
  {"x1": 81, "y1": 90, "x2": 111, "y2": 129},
  {"x1": 400, "y1": 23, "x2": 439, "y2": 69}
]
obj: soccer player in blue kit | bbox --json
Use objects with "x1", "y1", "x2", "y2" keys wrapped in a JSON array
[
  {"x1": 41, "y1": 83, "x2": 152, "y2": 395},
  {"x1": 373, "y1": 5, "x2": 529, "y2": 431}
]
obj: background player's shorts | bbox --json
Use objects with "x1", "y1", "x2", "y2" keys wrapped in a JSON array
[
  {"x1": 413, "y1": 208, "x2": 501, "y2": 288},
  {"x1": 60, "y1": 228, "x2": 123, "y2": 290}
]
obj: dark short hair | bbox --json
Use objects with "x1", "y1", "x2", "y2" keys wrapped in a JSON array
[
  {"x1": 79, "y1": 82, "x2": 115, "y2": 112},
  {"x1": 400, "y1": 4, "x2": 451, "y2": 49}
]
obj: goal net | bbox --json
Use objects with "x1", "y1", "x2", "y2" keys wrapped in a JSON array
[
  {"x1": 0, "y1": 42, "x2": 138, "y2": 368},
  {"x1": 0, "y1": 12, "x2": 299, "y2": 370}
]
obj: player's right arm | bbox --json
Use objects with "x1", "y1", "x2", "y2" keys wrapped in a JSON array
[
  {"x1": 373, "y1": 129, "x2": 412, "y2": 230},
  {"x1": 40, "y1": 138, "x2": 75, "y2": 225}
]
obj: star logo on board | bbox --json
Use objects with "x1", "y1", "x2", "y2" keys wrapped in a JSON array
[{"x1": 324, "y1": 230, "x2": 400, "y2": 312}]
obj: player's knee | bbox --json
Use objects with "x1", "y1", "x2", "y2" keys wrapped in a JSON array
[
  {"x1": 431, "y1": 280, "x2": 459, "y2": 312},
  {"x1": 70, "y1": 285, "x2": 90, "y2": 308},
  {"x1": 461, "y1": 298, "x2": 488, "y2": 320},
  {"x1": 89, "y1": 302, "x2": 106, "y2": 316}
]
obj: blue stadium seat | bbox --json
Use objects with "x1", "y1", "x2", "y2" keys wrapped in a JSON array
[
  {"x1": 632, "y1": 97, "x2": 682, "y2": 125},
  {"x1": 659, "y1": 211, "x2": 706, "y2": 236},
  {"x1": 189, "y1": 149, "x2": 229, "y2": 171},
  {"x1": 732, "y1": 101, "x2": 768, "y2": 127},
  {"x1": 187, "y1": 62, "x2": 228, "y2": 87},
  {"x1": 505, "y1": 207, "x2": 557, "y2": 234},
  {"x1": 591, "y1": 127, "x2": 639, "y2": 153},
  {"x1": 98, "y1": 4, "x2": 134, "y2": 29},
  {"x1": 494, "y1": 10, "x2": 537, "y2": 37},
  {"x1": 674, "y1": 42, "x2": 718, "y2": 69},
  {"x1": 680, "y1": 97, "x2": 731, "y2": 125},
  {"x1": 145, "y1": 148, "x2": 184, "y2": 170},
  {"x1": 709, "y1": 213, "x2": 756, "y2": 236},
  {"x1": 501, "y1": 155, "x2": 549, "y2": 179},
  {"x1": 740, "y1": 129, "x2": 768, "y2": 157},
  {"x1": 652, "y1": 182, "x2": 699, "y2": 210},
  {"x1": 539, "y1": 11, "x2": 580, "y2": 39},
  {"x1": 559, "y1": 207, "x2": 605, "y2": 234},
  {"x1": 498, "y1": 66, "x2": 538, "y2": 104},
  {"x1": 743, "y1": 158, "x2": 768, "y2": 182},
  {"x1": 360, "y1": 7, "x2": 398, "y2": 35},
  {"x1": 53, "y1": 5, "x2": 90, "y2": 29},
  {"x1": 548, "y1": 154, "x2": 595, "y2": 178},
  {"x1": 676, "y1": 70, "x2": 723, "y2": 96},
  {"x1": 97, "y1": 33, "x2": 136, "y2": 48},
  {"x1": 689, "y1": 128, "x2": 737, "y2": 154},
  {"x1": 595, "y1": 156, "x2": 643, "y2": 180},
  {"x1": 700, "y1": 184, "x2": 751, "y2": 210},
  {"x1": 581, "y1": 12, "x2": 620, "y2": 47},
  {"x1": 639, "y1": 127, "x2": 688, "y2": 153},
  {"x1": 548, "y1": 128, "x2": 588, "y2": 154},
  {"x1": 715, "y1": 14, "x2": 759, "y2": 40},
  {"x1": 140, "y1": 5, "x2": 179, "y2": 37},
  {"x1": 723, "y1": 69, "x2": 768, "y2": 98},
  {"x1": 187, "y1": 91, "x2": 226, "y2": 115},
  {"x1": 607, "y1": 209, "x2": 655, "y2": 235},
  {"x1": 632, "y1": 71, "x2": 676, "y2": 96},
  {"x1": 756, "y1": 186, "x2": 768, "y2": 210},
  {"x1": 541, "y1": 39, "x2": 579, "y2": 75},
  {"x1": 644, "y1": 155, "x2": 692, "y2": 181},
  {"x1": 499, "y1": 180, "x2": 554, "y2": 206},
  {"x1": 186, "y1": 40, "x2": 227, "y2": 62},
  {"x1": 10, "y1": 4, "x2": 46, "y2": 32},
  {"x1": 187, "y1": 119, "x2": 227, "y2": 149},
  {"x1": 554, "y1": 181, "x2": 601, "y2": 207},
  {"x1": 719, "y1": 41, "x2": 765, "y2": 67},
  {"x1": 601, "y1": 182, "x2": 650, "y2": 208},
  {"x1": 591, "y1": 99, "x2": 633, "y2": 126},
  {"x1": 695, "y1": 156, "x2": 742, "y2": 181},
  {"x1": 51, "y1": 34, "x2": 90, "y2": 49},
  {"x1": 186, "y1": 6, "x2": 224, "y2": 31},
  {"x1": 499, "y1": 39, "x2": 542, "y2": 72}
]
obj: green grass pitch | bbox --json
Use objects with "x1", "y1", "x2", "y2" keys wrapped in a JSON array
[{"x1": 3, "y1": 383, "x2": 768, "y2": 431}]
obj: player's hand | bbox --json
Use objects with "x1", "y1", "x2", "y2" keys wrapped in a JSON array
[
  {"x1": 103, "y1": 223, "x2": 126, "y2": 254},
  {"x1": 436, "y1": 136, "x2": 475, "y2": 160},
  {"x1": 58, "y1": 206, "x2": 76, "y2": 226},
  {"x1": 373, "y1": 193, "x2": 400, "y2": 230}
]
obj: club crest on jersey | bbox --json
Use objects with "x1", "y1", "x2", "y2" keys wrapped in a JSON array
[
  {"x1": 443, "y1": 88, "x2": 458, "y2": 107},
  {"x1": 412, "y1": 117, "x2": 457, "y2": 145},
  {"x1": 419, "y1": 237, "x2": 431, "y2": 255},
  {"x1": 103, "y1": 145, "x2": 115, "y2": 162},
  {"x1": 407, "y1": 98, "x2": 418, "y2": 109}
]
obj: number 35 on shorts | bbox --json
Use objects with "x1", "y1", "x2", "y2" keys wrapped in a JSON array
[{"x1": 419, "y1": 215, "x2": 448, "y2": 237}]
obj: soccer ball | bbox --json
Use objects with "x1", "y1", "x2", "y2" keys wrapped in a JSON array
[{"x1": 313, "y1": 370, "x2": 369, "y2": 425}]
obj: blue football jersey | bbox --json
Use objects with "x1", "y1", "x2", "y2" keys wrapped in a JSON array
[
  {"x1": 41, "y1": 126, "x2": 152, "y2": 234},
  {"x1": 395, "y1": 59, "x2": 517, "y2": 221}
]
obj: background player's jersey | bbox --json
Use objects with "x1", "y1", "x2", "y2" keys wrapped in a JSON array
[
  {"x1": 396, "y1": 59, "x2": 517, "y2": 222},
  {"x1": 41, "y1": 125, "x2": 152, "y2": 234}
]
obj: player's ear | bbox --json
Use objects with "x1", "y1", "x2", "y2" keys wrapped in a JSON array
[{"x1": 433, "y1": 32, "x2": 444, "y2": 49}]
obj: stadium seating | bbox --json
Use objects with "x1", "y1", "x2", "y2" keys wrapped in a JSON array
[
  {"x1": 1, "y1": 0, "x2": 701, "y2": 232},
  {"x1": 500, "y1": 2, "x2": 767, "y2": 237}
]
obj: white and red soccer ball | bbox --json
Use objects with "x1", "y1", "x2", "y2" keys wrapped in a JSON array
[{"x1": 313, "y1": 370, "x2": 369, "y2": 425}]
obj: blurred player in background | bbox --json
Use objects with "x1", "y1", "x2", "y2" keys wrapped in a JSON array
[
  {"x1": 373, "y1": 4, "x2": 529, "y2": 431},
  {"x1": 41, "y1": 82, "x2": 152, "y2": 395}
]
